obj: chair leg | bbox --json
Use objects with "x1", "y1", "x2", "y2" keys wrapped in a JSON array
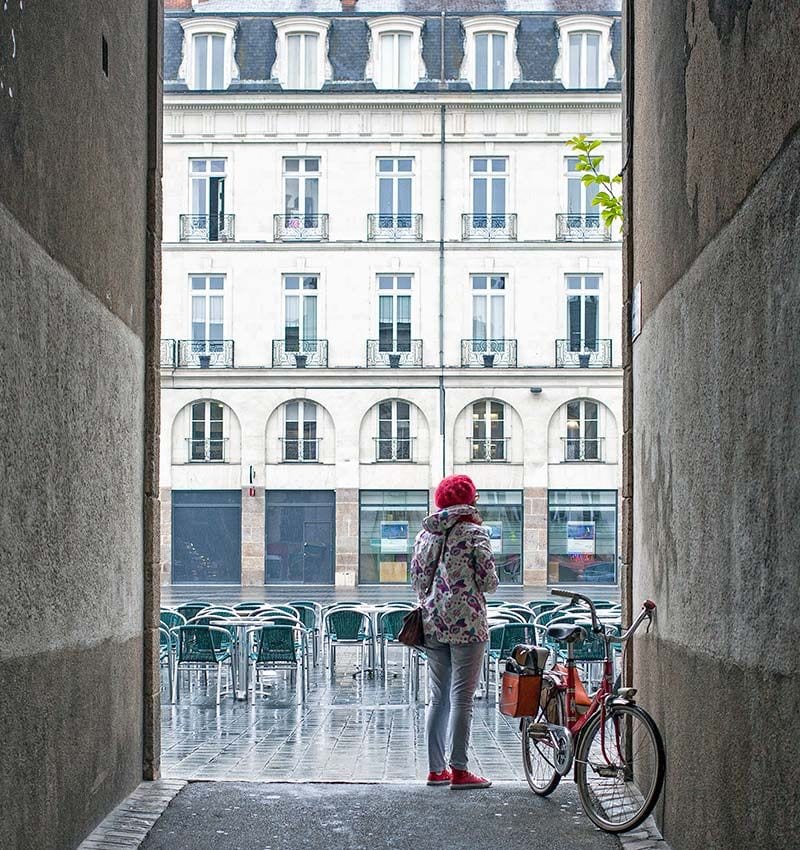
[
  {"x1": 216, "y1": 662, "x2": 223, "y2": 705},
  {"x1": 172, "y1": 661, "x2": 179, "y2": 704}
]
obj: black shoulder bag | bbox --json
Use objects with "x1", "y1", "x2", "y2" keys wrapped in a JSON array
[{"x1": 398, "y1": 528, "x2": 451, "y2": 648}]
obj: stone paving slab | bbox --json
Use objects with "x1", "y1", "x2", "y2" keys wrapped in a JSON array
[{"x1": 139, "y1": 781, "x2": 623, "y2": 850}]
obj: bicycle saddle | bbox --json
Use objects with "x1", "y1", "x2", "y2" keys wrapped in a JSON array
[{"x1": 546, "y1": 624, "x2": 587, "y2": 644}]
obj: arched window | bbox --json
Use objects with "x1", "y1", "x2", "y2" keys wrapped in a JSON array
[
  {"x1": 189, "y1": 401, "x2": 225, "y2": 462},
  {"x1": 471, "y1": 400, "x2": 506, "y2": 462},
  {"x1": 555, "y1": 16, "x2": 614, "y2": 90},
  {"x1": 283, "y1": 401, "x2": 319, "y2": 462},
  {"x1": 376, "y1": 400, "x2": 412, "y2": 462},
  {"x1": 461, "y1": 17, "x2": 519, "y2": 91},
  {"x1": 272, "y1": 19, "x2": 330, "y2": 91},
  {"x1": 180, "y1": 19, "x2": 239, "y2": 91},
  {"x1": 565, "y1": 399, "x2": 601, "y2": 461},
  {"x1": 367, "y1": 17, "x2": 424, "y2": 90}
]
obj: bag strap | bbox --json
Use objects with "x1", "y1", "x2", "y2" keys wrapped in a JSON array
[{"x1": 423, "y1": 527, "x2": 452, "y2": 597}]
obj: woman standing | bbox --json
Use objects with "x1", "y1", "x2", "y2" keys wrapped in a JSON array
[{"x1": 411, "y1": 474, "x2": 499, "y2": 789}]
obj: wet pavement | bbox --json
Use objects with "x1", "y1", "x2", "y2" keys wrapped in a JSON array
[{"x1": 138, "y1": 782, "x2": 621, "y2": 850}]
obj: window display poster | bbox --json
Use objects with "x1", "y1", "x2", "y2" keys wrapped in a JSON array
[
  {"x1": 567, "y1": 521, "x2": 595, "y2": 555},
  {"x1": 380, "y1": 521, "x2": 409, "y2": 554},
  {"x1": 482, "y1": 523, "x2": 503, "y2": 554}
]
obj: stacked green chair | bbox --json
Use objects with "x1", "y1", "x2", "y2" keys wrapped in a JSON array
[
  {"x1": 249, "y1": 625, "x2": 307, "y2": 703},
  {"x1": 176, "y1": 601, "x2": 212, "y2": 622},
  {"x1": 377, "y1": 608, "x2": 411, "y2": 685},
  {"x1": 322, "y1": 606, "x2": 371, "y2": 679},
  {"x1": 172, "y1": 624, "x2": 233, "y2": 705},
  {"x1": 288, "y1": 601, "x2": 322, "y2": 665}
]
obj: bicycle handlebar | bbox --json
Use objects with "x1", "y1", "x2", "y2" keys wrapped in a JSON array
[
  {"x1": 550, "y1": 590, "x2": 657, "y2": 641},
  {"x1": 550, "y1": 588, "x2": 601, "y2": 632}
]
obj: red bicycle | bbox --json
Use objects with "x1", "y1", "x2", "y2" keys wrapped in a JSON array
[{"x1": 521, "y1": 589, "x2": 665, "y2": 833}]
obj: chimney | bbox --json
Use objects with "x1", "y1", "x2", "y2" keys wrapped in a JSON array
[{"x1": 341, "y1": 0, "x2": 357, "y2": 10}]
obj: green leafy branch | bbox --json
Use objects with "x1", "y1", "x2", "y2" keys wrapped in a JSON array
[{"x1": 567, "y1": 134, "x2": 623, "y2": 226}]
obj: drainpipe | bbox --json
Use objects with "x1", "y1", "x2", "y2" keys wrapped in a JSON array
[{"x1": 439, "y1": 103, "x2": 446, "y2": 479}]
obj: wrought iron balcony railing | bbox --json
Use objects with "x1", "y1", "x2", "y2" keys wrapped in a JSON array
[
  {"x1": 468, "y1": 437, "x2": 509, "y2": 462},
  {"x1": 186, "y1": 437, "x2": 229, "y2": 463},
  {"x1": 374, "y1": 437, "x2": 416, "y2": 462},
  {"x1": 366, "y1": 339, "x2": 423, "y2": 368},
  {"x1": 555, "y1": 213, "x2": 611, "y2": 242},
  {"x1": 555, "y1": 339, "x2": 612, "y2": 368},
  {"x1": 177, "y1": 339, "x2": 235, "y2": 368},
  {"x1": 272, "y1": 339, "x2": 329, "y2": 368},
  {"x1": 273, "y1": 213, "x2": 329, "y2": 242},
  {"x1": 562, "y1": 437, "x2": 606, "y2": 462},
  {"x1": 367, "y1": 213, "x2": 423, "y2": 241},
  {"x1": 161, "y1": 339, "x2": 177, "y2": 368},
  {"x1": 462, "y1": 213, "x2": 517, "y2": 241},
  {"x1": 179, "y1": 214, "x2": 235, "y2": 242},
  {"x1": 280, "y1": 437, "x2": 322, "y2": 463},
  {"x1": 460, "y1": 339, "x2": 518, "y2": 368}
]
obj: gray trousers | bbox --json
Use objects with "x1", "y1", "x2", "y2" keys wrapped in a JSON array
[{"x1": 424, "y1": 637, "x2": 488, "y2": 772}]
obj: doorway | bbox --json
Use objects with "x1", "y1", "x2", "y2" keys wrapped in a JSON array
[
  {"x1": 171, "y1": 490, "x2": 242, "y2": 583},
  {"x1": 265, "y1": 490, "x2": 335, "y2": 584}
]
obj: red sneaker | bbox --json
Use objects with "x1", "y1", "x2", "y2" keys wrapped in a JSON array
[
  {"x1": 449, "y1": 768, "x2": 492, "y2": 790},
  {"x1": 426, "y1": 769, "x2": 452, "y2": 786}
]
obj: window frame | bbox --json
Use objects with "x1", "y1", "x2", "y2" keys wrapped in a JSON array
[
  {"x1": 283, "y1": 400, "x2": 320, "y2": 463},
  {"x1": 180, "y1": 18, "x2": 239, "y2": 91},
  {"x1": 282, "y1": 273, "x2": 320, "y2": 350},
  {"x1": 470, "y1": 399, "x2": 507, "y2": 462},
  {"x1": 376, "y1": 273, "x2": 413, "y2": 353},
  {"x1": 555, "y1": 15, "x2": 615, "y2": 90},
  {"x1": 565, "y1": 273, "x2": 602, "y2": 352},
  {"x1": 376, "y1": 399, "x2": 414, "y2": 462},
  {"x1": 189, "y1": 273, "x2": 226, "y2": 346},
  {"x1": 565, "y1": 398, "x2": 602, "y2": 462},
  {"x1": 272, "y1": 17, "x2": 330, "y2": 91},
  {"x1": 188, "y1": 400, "x2": 227, "y2": 463},
  {"x1": 367, "y1": 16, "x2": 425, "y2": 90},
  {"x1": 471, "y1": 274, "x2": 506, "y2": 342},
  {"x1": 461, "y1": 17, "x2": 519, "y2": 91}
]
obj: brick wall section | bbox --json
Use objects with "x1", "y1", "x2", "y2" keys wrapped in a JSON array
[
  {"x1": 164, "y1": 0, "x2": 191, "y2": 8},
  {"x1": 335, "y1": 488, "x2": 359, "y2": 586},
  {"x1": 241, "y1": 487, "x2": 265, "y2": 586},
  {"x1": 160, "y1": 487, "x2": 172, "y2": 585},
  {"x1": 523, "y1": 487, "x2": 547, "y2": 586}
]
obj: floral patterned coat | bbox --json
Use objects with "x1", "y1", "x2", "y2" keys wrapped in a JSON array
[{"x1": 410, "y1": 505, "x2": 499, "y2": 644}]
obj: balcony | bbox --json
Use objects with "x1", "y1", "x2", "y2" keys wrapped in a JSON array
[
  {"x1": 562, "y1": 437, "x2": 606, "y2": 462},
  {"x1": 186, "y1": 437, "x2": 229, "y2": 463},
  {"x1": 177, "y1": 339, "x2": 235, "y2": 368},
  {"x1": 366, "y1": 339, "x2": 423, "y2": 368},
  {"x1": 179, "y1": 214, "x2": 235, "y2": 242},
  {"x1": 555, "y1": 339, "x2": 612, "y2": 368},
  {"x1": 374, "y1": 437, "x2": 416, "y2": 462},
  {"x1": 161, "y1": 339, "x2": 176, "y2": 368},
  {"x1": 555, "y1": 213, "x2": 611, "y2": 242},
  {"x1": 273, "y1": 213, "x2": 329, "y2": 242},
  {"x1": 367, "y1": 213, "x2": 423, "y2": 241},
  {"x1": 280, "y1": 437, "x2": 322, "y2": 463},
  {"x1": 272, "y1": 339, "x2": 328, "y2": 368},
  {"x1": 462, "y1": 213, "x2": 517, "y2": 241},
  {"x1": 461, "y1": 339, "x2": 518, "y2": 368},
  {"x1": 468, "y1": 437, "x2": 509, "y2": 462}
]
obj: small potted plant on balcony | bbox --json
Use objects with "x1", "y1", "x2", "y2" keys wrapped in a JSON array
[
  {"x1": 388, "y1": 353, "x2": 402, "y2": 368},
  {"x1": 198, "y1": 353, "x2": 211, "y2": 369},
  {"x1": 482, "y1": 353, "x2": 495, "y2": 368},
  {"x1": 578, "y1": 352, "x2": 591, "y2": 368},
  {"x1": 294, "y1": 353, "x2": 308, "y2": 368}
]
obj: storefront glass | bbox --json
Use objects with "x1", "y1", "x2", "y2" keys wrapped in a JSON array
[
  {"x1": 359, "y1": 490, "x2": 429, "y2": 584},
  {"x1": 478, "y1": 490, "x2": 523, "y2": 584},
  {"x1": 547, "y1": 490, "x2": 617, "y2": 585}
]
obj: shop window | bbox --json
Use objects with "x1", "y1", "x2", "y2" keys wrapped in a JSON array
[
  {"x1": 359, "y1": 490, "x2": 428, "y2": 584},
  {"x1": 479, "y1": 490, "x2": 523, "y2": 584},
  {"x1": 547, "y1": 490, "x2": 617, "y2": 585}
]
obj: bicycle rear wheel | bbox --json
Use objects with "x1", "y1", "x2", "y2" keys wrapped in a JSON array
[
  {"x1": 574, "y1": 702, "x2": 665, "y2": 833},
  {"x1": 521, "y1": 682, "x2": 565, "y2": 796}
]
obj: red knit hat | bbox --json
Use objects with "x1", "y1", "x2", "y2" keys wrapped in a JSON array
[{"x1": 435, "y1": 475, "x2": 477, "y2": 509}]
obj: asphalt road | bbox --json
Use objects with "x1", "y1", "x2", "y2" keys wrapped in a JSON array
[{"x1": 139, "y1": 781, "x2": 621, "y2": 850}]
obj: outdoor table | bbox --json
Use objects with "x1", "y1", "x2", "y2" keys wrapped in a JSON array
[{"x1": 210, "y1": 617, "x2": 275, "y2": 701}]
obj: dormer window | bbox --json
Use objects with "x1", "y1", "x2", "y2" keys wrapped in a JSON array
[
  {"x1": 461, "y1": 17, "x2": 519, "y2": 91},
  {"x1": 272, "y1": 18, "x2": 331, "y2": 90},
  {"x1": 180, "y1": 19, "x2": 239, "y2": 91},
  {"x1": 556, "y1": 16, "x2": 614, "y2": 90},
  {"x1": 367, "y1": 17, "x2": 424, "y2": 90}
]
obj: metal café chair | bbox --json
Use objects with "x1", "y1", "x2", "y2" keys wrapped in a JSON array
[
  {"x1": 322, "y1": 605, "x2": 372, "y2": 679},
  {"x1": 249, "y1": 623, "x2": 309, "y2": 704},
  {"x1": 171, "y1": 624, "x2": 233, "y2": 705}
]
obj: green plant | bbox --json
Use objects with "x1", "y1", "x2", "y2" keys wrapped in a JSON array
[{"x1": 567, "y1": 135, "x2": 623, "y2": 226}]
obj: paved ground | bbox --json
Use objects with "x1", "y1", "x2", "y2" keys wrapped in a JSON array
[
  {"x1": 139, "y1": 782, "x2": 621, "y2": 850},
  {"x1": 162, "y1": 646, "x2": 525, "y2": 782}
]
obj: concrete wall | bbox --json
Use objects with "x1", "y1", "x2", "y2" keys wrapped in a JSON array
[
  {"x1": 628, "y1": 3, "x2": 800, "y2": 848},
  {"x1": 0, "y1": 1, "x2": 161, "y2": 849}
]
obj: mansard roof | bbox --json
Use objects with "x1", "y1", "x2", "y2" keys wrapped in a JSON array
[{"x1": 164, "y1": 2, "x2": 622, "y2": 94}]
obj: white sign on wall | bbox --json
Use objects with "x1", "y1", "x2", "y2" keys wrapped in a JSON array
[
  {"x1": 567, "y1": 521, "x2": 596, "y2": 555},
  {"x1": 380, "y1": 521, "x2": 409, "y2": 554}
]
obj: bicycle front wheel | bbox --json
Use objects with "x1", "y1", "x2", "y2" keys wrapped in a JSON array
[
  {"x1": 521, "y1": 684, "x2": 565, "y2": 796},
  {"x1": 574, "y1": 702, "x2": 665, "y2": 833}
]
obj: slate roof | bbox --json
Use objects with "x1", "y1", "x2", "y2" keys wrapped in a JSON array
[{"x1": 164, "y1": 2, "x2": 622, "y2": 94}]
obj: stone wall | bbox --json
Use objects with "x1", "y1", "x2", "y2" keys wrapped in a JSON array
[
  {"x1": 0, "y1": 1, "x2": 161, "y2": 848},
  {"x1": 335, "y1": 488, "x2": 359, "y2": 585},
  {"x1": 523, "y1": 487, "x2": 547, "y2": 586},
  {"x1": 241, "y1": 487, "x2": 266, "y2": 585},
  {"x1": 628, "y1": 3, "x2": 800, "y2": 848}
]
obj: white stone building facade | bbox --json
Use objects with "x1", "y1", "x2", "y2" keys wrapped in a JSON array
[{"x1": 160, "y1": 0, "x2": 624, "y2": 589}]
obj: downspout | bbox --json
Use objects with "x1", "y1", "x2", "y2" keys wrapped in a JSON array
[{"x1": 438, "y1": 2, "x2": 447, "y2": 479}]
